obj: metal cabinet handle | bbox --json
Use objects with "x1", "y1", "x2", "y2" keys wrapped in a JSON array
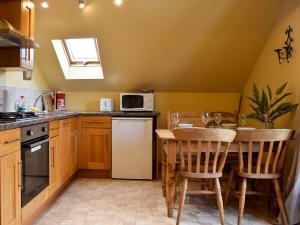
[
  {"x1": 18, "y1": 161, "x2": 23, "y2": 190},
  {"x1": 51, "y1": 146, "x2": 55, "y2": 167},
  {"x1": 4, "y1": 138, "x2": 21, "y2": 144},
  {"x1": 85, "y1": 121, "x2": 105, "y2": 123}
]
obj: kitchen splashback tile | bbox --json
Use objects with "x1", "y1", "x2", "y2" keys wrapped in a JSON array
[{"x1": 0, "y1": 84, "x2": 50, "y2": 112}]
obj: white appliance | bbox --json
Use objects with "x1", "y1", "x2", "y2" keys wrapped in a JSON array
[
  {"x1": 112, "y1": 117, "x2": 153, "y2": 179},
  {"x1": 100, "y1": 98, "x2": 114, "y2": 112},
  {"x1": 120, "y1": 93, "x2": 154, "y2": 111}
]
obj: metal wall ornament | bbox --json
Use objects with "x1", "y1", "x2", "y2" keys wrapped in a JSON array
[{"x1": 274, "y1": 25, "x2": 293, "y2": 64}]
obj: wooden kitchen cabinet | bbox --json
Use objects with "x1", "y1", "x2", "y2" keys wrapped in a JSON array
[
  {"x1": 0, "y1": 129, "x2": 21, "y2": 225},
  {"x1": 0, "y1": 0, "x2": 35, "y2": 70},
  {"x1": 70, "y1": 128, "x2": 79, "y2": 176},
  {"x1": 49, "y1": 121, "x2": 60, "y2": 196},
  {"x1": 58, "y1": 119, "x2": 71, "y2": 184},
  {"x1": 81, "y1": 116, "x2": 112, "y2": 170}
]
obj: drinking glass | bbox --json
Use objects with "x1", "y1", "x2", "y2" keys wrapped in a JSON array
[
  {"x1": 238, "y1": 114, "x2": 247, "y2": 127},
  {"x1": 201, "y1": 112, "x2": 210, "y2": 128},
  {"x1": 172, "y1": 113, "x2": 180, "y2": 128},
  {"x1": 214, "y1": 113, "x2": 222, "y2": 127}
]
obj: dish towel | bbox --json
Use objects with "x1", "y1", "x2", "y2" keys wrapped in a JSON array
[{"x1": 283, "y1": 126, "x2": 300, "y2": 224}]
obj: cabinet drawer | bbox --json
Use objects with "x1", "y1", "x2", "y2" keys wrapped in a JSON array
[
  {"x1": 50, "y1": 120, "x2": 59, "y2": 131},
  {"x1": 0, "y1": 129, "x2": 21, "y2": 156},
  {"x1": 50, "y1": 121, "x2": 59, "y2": 138},
  {"x1": 70, "y1": 117, "x2": 80, "y2": 130},
  {"x1": 59, "y1": 119, "x2": 70, "y2": 128},
  {"x1": 81, "y1": 116, "x2": 111, "y2": 129}
]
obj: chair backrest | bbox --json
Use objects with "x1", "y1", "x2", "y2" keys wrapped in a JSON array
[
  {"x1": 167, "y1": 111, "x2": 236, "y2": 129},
  {"x1": 235, "y1": 129, "x2": 294, "y2": 176},
  {"x1": 173, "y1": 128, "x2": 236, "y2": 177}
]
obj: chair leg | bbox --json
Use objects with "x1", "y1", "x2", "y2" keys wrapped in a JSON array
[
  {"x1": 215, "y1": 178, "x2": 225, "y2": 225},
  {"x1": 273, "y1": 179, "x2": 288, "y2": 225},
  {"x1": 238, "y1": 178, "x2": 247, "y2": 225},
  {"x1": 224, "y1": 168, "x2": 235, "y2": 207},
  {"x1": 176, "y1": 178, "x2": 188, "y2": 225}
]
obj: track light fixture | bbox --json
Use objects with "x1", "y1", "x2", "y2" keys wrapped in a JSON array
[
  {"x1": 114, "y1": 0, "x2": 123, "y2": 6},
  {"x1": 25, "y1": 1, "x2": 35, "y2": 9},
  {"x1": 40, "y1": 0, "x2": 49, "y2": 8},
  {"x1": 78, "y1": 0, "x2": 86, "y2": 8}
]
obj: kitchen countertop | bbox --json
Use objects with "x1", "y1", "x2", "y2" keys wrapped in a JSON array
[{"x1": 0, "y1": 111, "x2": 160, "y2": 131}]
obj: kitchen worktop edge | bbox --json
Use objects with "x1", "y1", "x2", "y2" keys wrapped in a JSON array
[{"x1": 0, "y1": 111, "x2": 160, "y2": 131}]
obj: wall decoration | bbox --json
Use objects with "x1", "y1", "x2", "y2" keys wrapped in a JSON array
[{"x1": 274, "y1": 25, "x2": 293, "y2": 64}]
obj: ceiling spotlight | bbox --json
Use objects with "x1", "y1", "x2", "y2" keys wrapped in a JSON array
[
  {"x1": 40, "y1": 0, "x2": 49, "y2": 8},
  {"x1": 78, "y1": 0, "x2": 86, "y2": 8},
  {"x1": 114, "y1": 0, "x2": 123, "y2": 6},
  {"x1": 25, "y1": 1, "x2": 35, "y2": 9}
]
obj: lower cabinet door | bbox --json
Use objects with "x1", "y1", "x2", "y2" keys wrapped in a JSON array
[
  {"x1": 49, "y1": 135, "x2": 59, "y2": 195},
  {"x1": 70, "y1": 129, "x2": 79, "y2": 175},
  {"x1": 0, "y1": 150, "x2": 21, "y2": 225},
  {"x1": 59, "y1": 120, "x2": 70, "y2": 184},
  {"x1": 81, "y1": 128, "x2": 111, "y2": 170}
]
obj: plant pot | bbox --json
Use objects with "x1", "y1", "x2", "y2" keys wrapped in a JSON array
[{"x1": 261, "y1": 122, "x2": 274, "y2": 129}]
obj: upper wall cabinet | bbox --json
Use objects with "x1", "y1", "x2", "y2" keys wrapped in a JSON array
[{"x1": 0, "y1": 0, "x2": 36, "y2": 71}]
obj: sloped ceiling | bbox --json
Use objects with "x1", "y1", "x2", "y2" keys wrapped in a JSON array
[{"x1": 35, "y1": 0, "x2": 284, "y2": 92}]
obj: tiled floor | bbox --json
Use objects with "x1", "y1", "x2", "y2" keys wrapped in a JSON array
[{"x1": 34, "y1": 178, "x2": 275, "y2": 225}]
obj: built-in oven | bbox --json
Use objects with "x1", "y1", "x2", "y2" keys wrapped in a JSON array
[{"x1": 21, "y1": 123, "x2": 49, "y2": 207}]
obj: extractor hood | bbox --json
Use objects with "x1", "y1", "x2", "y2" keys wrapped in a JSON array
[{"x1": 0, "y1": 19, "x2": 39, "y2": 48}]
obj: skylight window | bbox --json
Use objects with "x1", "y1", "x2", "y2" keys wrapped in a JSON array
[
  {"x1": 52, "y1": 37, "x2": 103, "y2": 80},
  {"x1": 64, "y1": 38, "x2": 100, "y2": 64}
]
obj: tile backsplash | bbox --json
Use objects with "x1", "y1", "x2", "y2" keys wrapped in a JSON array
[{"x1": 0, "y1": 85, "x2": 50, "y2": 112}]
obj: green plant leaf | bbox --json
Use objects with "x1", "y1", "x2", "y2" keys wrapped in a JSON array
[
  {"x1": 267, "y1": 85, "x2": 272, "y2": 101},
  {"x1": 270, "y1": 104, "x2": 298, "y2": 122},
  {"x1": 270, "y1": 92, "x2": 293, "y2": 108},
  {"x1": 269, "y1": 102, "x2": 298, "y2": 122},
  {"x1": 247, "y1": 113, "x2": 264, "y2": 122},
  {"x1": 247, "y1": 97, "x2": 260, "y2": 106},
  {"x1": 261, "y1": 89, "x2": 269, "y2": 113},
  {"x1": 249, "y1": 104, "x2": 262, "y2": 116},
  {"x1": 253, "y1": 83, "x2": 260, "y2": 100},
  {"x1": 276, "y1": 82, "x2": 288, "y2": 95}
]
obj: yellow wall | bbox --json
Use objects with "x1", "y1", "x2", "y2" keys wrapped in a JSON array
[
  {"x1": 0, "y1": 65, "x2": 50, "y2": 90},
  {"x1": 66, "y1": 91, "x2": 240, "y2": 128},
  {"x1": 241, "y1": 0, "x2": 300, "y2": 129}
]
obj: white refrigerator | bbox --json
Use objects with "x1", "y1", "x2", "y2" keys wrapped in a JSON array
[{"x1": 112, "y1": 117, "x2": 153, "y2": 179}]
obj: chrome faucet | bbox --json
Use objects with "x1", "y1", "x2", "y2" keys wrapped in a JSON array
[{"x1": 33, "y1": 91, "x2": 54, "y2": 110}]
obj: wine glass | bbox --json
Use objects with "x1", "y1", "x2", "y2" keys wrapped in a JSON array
[
  {"x1": 172, "y1": 113, "x2": 180, "y2": 129},
  {"x1": 238, "y1": 114, "x2": 247, "y2": 127},
  {"x1": 214, "y1": 113, "x2": 222, "y2": 127},
  {"x1": 201, "y1": 112, "x2": 210, "y2": 128}
]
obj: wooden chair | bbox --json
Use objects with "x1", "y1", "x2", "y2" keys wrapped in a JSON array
[
  {"x1": 173, "y1": 128, "x2": 236, "y2": 225},
  {"x1": 234, "y1": 129, "x2": 294, "y2": 225}
]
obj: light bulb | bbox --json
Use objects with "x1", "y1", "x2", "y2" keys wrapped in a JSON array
[
  {"x1": 40, "y1": 0, "x2": 49, "y2": 8},
  {"x1": 114, "y1": 0, "x2": 122, "y2": 6},
  {"x1": 26, "y1": 1, "x2": 35, "y2": 9},
  {"x1": 79, "y1": 0, "x2": 86, "y2": 8}
]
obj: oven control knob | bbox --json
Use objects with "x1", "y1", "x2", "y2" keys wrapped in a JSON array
[
  {"x1": 27, "y1": 130, "x2": 34, "y2": 136},
  {"x1": 42, "y1": 127, "x2": 48, "y2": 132}
]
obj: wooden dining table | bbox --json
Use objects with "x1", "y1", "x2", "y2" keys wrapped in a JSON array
[{"x1": 156, "y1": 128, "x2": 260, "y2": 218}]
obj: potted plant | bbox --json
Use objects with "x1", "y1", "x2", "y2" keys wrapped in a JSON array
[{"x1": 247, "y1": 82, "x2": 298, "y2": 128}]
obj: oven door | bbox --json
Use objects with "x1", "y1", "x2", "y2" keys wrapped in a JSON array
[{"x1": 21, "y1": 137, "x2": 49, "y2": 207}]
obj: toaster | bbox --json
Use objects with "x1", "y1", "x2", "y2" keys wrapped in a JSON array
[{"x1": 100, "y1": 98, "x2": 114, "y2": 112}]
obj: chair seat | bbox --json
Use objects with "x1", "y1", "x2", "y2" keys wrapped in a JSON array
[
  {"x1": 239, "y1": 172, "x2": 280, "y2": 179},
  {"x1": 181, "y1": 171, "x2": 222, "y2": 179}
]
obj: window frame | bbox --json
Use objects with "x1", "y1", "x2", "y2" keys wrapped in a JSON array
[{"x1": 62, "y1": 38, "x2": 101, "y2": 66}]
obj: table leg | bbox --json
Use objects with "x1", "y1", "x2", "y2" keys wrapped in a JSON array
[
  {"x1": 162, "y1": 144, "x2": 167, "y2": 197},
  {"x1": 166, "y1": 141, "x2": 177, "y2": 218}
]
